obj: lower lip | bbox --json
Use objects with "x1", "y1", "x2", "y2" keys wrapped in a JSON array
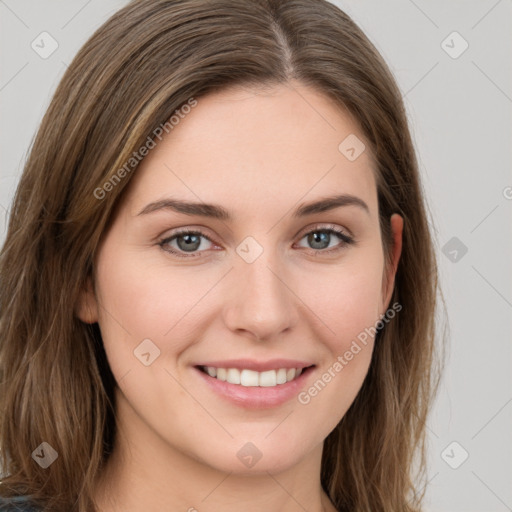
[{"x1": 194, "y1": 366, "x2": 315, "y2": 409}]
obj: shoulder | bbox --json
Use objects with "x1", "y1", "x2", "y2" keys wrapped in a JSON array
[{"x1": 0, "y1": 496, "x2": 41, "y2": 511}]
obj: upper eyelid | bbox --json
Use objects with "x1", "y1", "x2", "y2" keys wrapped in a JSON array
[
  {"x1": 295, "y1": 223, "x2": 353, "y2": 239},
  {"x1": 160, "y1": 224, "x2": 353, "y2": 249},
  {"x1": 161, "y1": 223, "x2": 351, "y2": 241}
]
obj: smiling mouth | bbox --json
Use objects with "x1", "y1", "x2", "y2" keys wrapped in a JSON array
[{"x1": 197, "y1": 365, "x2": 315, "y2": 387}]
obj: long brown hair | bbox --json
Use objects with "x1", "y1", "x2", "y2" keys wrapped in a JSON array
[{"x1": 0, "y1": 1, "x2": 446, "y2": 510}]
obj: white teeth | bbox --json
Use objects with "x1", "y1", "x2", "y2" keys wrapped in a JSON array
[
  {"x1": 286, "y1": 368, "x2": 296, "y2": 381},
  {"x1": 259, "y1": 370, "x2": 277, "y2": 387},
  {"x1": 226, "y1": 368, "x2": 240, "y2": 384},
  {"x1": 240, "y1": 369, "x2": 259, "y2": 387},
  {"x1": 203, "y1": 366, "x2": 306, "y2": 387},
  {"x1": 276, "y1": 368, "x2": 287, "y2": 385}
]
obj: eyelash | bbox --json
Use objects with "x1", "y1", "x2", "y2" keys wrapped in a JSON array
[{"x1": 158, "y1": 224, "x2": 356, "y2": 259}]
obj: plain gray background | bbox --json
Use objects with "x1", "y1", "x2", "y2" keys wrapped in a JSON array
[{"x1": 1, "y1": 1, "x2": 511, "y2": 511}]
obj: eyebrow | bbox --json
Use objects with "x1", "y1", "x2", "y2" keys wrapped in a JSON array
[{"x1": 136, "y1": 193, "x2": 370, "y2": 220}]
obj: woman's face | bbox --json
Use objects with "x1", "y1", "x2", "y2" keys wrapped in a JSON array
[{"x1": 79, "y1": 82, "x2": 402, "y2": 475}]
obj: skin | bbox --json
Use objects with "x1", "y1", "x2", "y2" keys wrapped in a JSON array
[{"x1": 78, "y1": 80, "x2": 403, "y2": 512}]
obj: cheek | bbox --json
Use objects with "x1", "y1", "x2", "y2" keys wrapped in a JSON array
[
  {"x1": 298, "y1": 248, "x2": 384, "y2": 349},
  {"x1": 94, "y1": 246, "x2": 215, "y2": 372},
  {"x1": 296, "y1": 271, "x2": 381, "y2": 432},
  {"x1": 293, "y1": 250, "x2": 383, "y2": 409}
]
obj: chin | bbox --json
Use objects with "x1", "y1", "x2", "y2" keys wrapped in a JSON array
[{"x1": 188, "y1": 436, "x2": 312, "y2": 475}]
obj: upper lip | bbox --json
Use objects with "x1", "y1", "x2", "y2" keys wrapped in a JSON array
[{"x1": 194, "y1": 359, "x2": 315, "y2": 372}]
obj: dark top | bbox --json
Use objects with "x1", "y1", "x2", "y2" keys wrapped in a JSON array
[{"x1": 0, "y1": 496, "x2": 41, "y2": 511}]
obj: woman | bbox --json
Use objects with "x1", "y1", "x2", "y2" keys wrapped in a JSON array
[{"x1": 0, "y1": 0, "x2": 445, "y2": 510}]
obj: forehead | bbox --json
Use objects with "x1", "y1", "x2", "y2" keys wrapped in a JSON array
[{"x1": 122, "y1": 82, "x2": 378, "y2": 220}]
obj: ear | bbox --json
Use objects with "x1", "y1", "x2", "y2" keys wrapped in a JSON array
[
  {"x1": 76, "y1": 275, "x2": 99, "y2": 324},
  {"x1": 380, "y1": 213, "x2": 403, "y2": 313}
]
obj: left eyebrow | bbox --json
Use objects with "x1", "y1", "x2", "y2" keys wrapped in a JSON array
[{"x1": 136, "y1": 193, "x2": 370, "y2": 220}]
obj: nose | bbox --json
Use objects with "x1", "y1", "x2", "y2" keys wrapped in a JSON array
[{"x1": 223, "y1": 252, "x2": 299, "y2": 342}]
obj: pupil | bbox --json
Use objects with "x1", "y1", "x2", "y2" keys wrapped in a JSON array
[
  {"x1": 178, "y1": 234, "x2": 200, "y2": 252},
  {"x1": 309, "y1": 231, "x2": 329, "y2": 249}
]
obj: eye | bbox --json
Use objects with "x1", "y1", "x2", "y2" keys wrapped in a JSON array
[
  {"x1": 158, "y1": 229, "x2": 216, "y2": 258},
  {"x1": 158, "y1": 224, "x2": 356, "y2": 259},
  {"x1": 295, "y1": 224, "x2": 355, "y2": 255}
]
